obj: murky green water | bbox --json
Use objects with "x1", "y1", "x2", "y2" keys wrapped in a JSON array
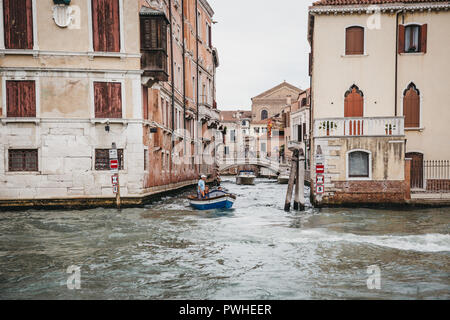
[{"x1": 0, "y1": 177, "x2": 449, "y2": 299}]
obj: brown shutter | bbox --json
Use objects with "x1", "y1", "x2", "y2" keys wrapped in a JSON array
[
  {"x1": 420, "y1": 24, "x2": 427, "y2": 53},
  {"x1": 6, "y1": 81, "x2": 35, "y2": 117},
  {"x1": 142, "y1": 86, "x2": 149, "y2": 120},
  {"x1": 346, "y1": 27, "x2": 364, "y2": 55},
  {"x1": 109, "y1": 82, "x2": 122, "y2": 118},
  {"x1": 6, "y1": 81, "x2": 19, "y2": 117},
  {"x1": 107, "y1": 0, "x2": 121, "y2": 52},
  {"x1": 345, "y1": 89, "x2": 364, "y2": 118},
  {"x1": 404, "y1": 88, "x2": 420, "y2": 128},
  {"x1": 94, "y1": 82, "x2": 107, "y2": 118},
  {"x1": 92, "y1": 0, "x2": 120, "y2": 52},
  {"x1": 398, "y1": 25, "x2": 405, "y2": 54},
  {"x1": 4, "y1": 0, "x2": 33, "y2": 49}
]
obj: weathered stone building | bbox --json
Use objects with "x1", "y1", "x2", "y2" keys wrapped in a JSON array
[
  {"x1": 0, "y1": 0, "x2": 220, "y2": 208},
  {"x1": 308, "y1": 0, "x2": 450, "y2": 206}
]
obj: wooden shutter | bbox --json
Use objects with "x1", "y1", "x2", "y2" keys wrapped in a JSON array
[
  {"x1": 398, "y1": 25, "x2": 405, "y2": 54},
  {"x1": 345, "y1": 88, "x2": 364, "y2": 118},
  {"x1": 6, "y1": 81, "x2": 36, "y2": 117},
  {"x1": 420, "y1": 24, "x2": 427, "y2": 53},
  {"x1": 404, "y1": 88, "x2": 420, "y2": 128},
  {"x1": 346, "y1": 27, "x2": 364, "y2": 55},
  {"x1": 92, "y1": 0, "x2": 120, "y2": 52},
  {"x1": 4, "y1": 0, "x2": 33, "y2": 49},
  {"x1": 142, "y1": 86, "x2": 149, "y2": 120},
  {"x1": 108, "y1": 82, "x2": 122, "y2": 118},
  {"x1": 94, "y1": 82, "x2": 122, "y2": 119},
  {"x1": 94, "y1": 82, "x2": 107, "y2": 118}
]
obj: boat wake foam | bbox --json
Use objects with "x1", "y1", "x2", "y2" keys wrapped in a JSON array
[{"x1": 284, "y1": 229, "x2": 450, "y2": 253}]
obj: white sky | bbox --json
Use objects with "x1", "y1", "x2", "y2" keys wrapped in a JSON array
[{"x1": 208, "y1": 0, "x2": 315, "y2": 110}]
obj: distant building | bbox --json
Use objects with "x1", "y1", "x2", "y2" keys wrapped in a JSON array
[
  {"x1": 308, "y1": 0, "x2": 450, "y2": 206},
  {"x1": 251, "y1": 81, "x2": 303, "y2": 122}
]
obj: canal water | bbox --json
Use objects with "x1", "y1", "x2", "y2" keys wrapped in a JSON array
[{"x1": 0, "y1": 177, "x2": 449, "y2": 300}]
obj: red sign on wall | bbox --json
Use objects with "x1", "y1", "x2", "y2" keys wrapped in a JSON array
[
  {"x1": 110, "y1": 159, "x2": 119, "y2": 170},
  {"x1": 316, "y1": 165, "x2": 324, "y2": 174}
]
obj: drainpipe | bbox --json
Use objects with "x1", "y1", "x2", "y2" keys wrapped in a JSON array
[
  {"x1": 182, "y1": 0, "x2": 186, "y2": 135},
  {"x1": 395, "y1": 9, "x2": 403, "y2": 117},
  {"x1": 195, "y1": 0, "x2": 200, "y2": 174},
  {"x1": 169, "y1": 0, "x2": 175, "y2": 136}
]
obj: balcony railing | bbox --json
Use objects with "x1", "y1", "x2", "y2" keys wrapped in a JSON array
[{"x1": 314, "y1": 117, "x2": 404, "y2": 138}]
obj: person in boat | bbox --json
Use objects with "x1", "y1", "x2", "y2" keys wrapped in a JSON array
[
  {"x1": 213, "y1": 174, "x2": 221, "y2": 187},
  {"x1": 198, "y1": 175, "x2": 209, "y2": 199}
]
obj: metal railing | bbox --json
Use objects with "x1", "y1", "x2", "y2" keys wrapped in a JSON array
[{"x1": 411, "y1": 160, "x2": 450, "y2": 192}]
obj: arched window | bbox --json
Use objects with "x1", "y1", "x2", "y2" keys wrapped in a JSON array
[
  {"x1": 345, "y1": 26, "x2": 364, "y2": 55},
  {"x1": 348, "y1": 151, "x2": 370, "y2": 178},
  {"x1": 301, "y1": 98, "x2": 307, "y2": 107},
  {"x1": 344, "y1": 85, "x2": 364, "y2": 117},
  {"x1": 261, "y1": 110, "x2": 268, "y2": 120},
  {"x1": 403, "y1": 83, "x2": 420, "y2": 128}
]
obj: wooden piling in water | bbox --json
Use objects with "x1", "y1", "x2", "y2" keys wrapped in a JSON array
[{"x1": 284, "y1": 150, "x2": 299, "y2": 212}]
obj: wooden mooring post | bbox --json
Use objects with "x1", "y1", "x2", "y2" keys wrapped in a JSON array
[{"x1": 284, "y1": 147, "x2": 305, "y2": 212}]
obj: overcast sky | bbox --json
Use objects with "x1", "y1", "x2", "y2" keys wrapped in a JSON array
[{"x1": 209, "y1": 0, "x2": 315, "y2": 110}]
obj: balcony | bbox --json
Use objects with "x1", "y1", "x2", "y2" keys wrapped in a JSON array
[{"x1": 314, "y1": 117, "x2": 404, "y2": 138}]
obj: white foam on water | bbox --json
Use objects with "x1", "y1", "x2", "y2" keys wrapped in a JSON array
[{"x1": 282, "y1": 229, "x2": 450, "y2": 253}]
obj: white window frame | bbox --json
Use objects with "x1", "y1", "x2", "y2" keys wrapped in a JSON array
[
  {"x1": 346, "y1": 149, "x2": 372, "y2": 181},
  {"x1": 0, "y1": 0, "x2": 39, "y2": 51},
  {"x1": 401, "y1": 22, "x2": 425, "y2": 55},
  {"x1": 2, "y1": 75, "x2": 40, "y2": 120},
  {"x1": 343, "y1": 24, "x2": 367, "y2": 57},
  {"x1": 89, "y1": 78, "x2": 126, "y2": 120},
  {"x1": 88, "y1": 0, "x2": 125, "y2": 55}
]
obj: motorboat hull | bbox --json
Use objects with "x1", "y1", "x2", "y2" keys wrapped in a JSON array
[
  {"x1": 277, "y1": 175, "x2": 290, "y2": 184},
  {"x1": 236, "y1": 176, "x2": 256, "y2": 185}
]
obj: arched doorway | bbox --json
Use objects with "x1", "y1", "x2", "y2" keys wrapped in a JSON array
[{"x1": 344, "y1": 85, "x2": 364, "y2": 117}]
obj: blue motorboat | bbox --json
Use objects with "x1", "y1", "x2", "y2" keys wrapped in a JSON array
[{"x1": 188, "y1": 189, "x2": 236, "y2": 210}]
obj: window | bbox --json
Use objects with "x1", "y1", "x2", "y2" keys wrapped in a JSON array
[
  {"x1": 301, "y1": 98, "x2": 307, "y2": 107},
  {"x1": 344, "y1": 85, "x2": 364, "y2": 117},
  {"x1": 8, "y1": 149, "x2": 38, "y2": 172},
  {"x1": 345, "y1": 26, "x2": 364, "y2": 55},
  {"x1": 230, "y1": 130, "x2": 236, "y2": 143},
  {"x1": 261, "y1": 143, "x2": 266, "y2": 153},
  {"x1": 399, "y1": 24, "x2": 427, "y2": 54},
  {"x1": 142, "y1": 86, "x2": 149, "y2": 120},
  {"x1": 297, "y1": 125, "x2": 302, "y2": 142},
  {"x1": 261, "y1": 110, "x2": 268, "y2": 120},
  {"x1": 224, "y1": 146, "x2": 229, "y2": 155},
  {"x1": 207, "y1": 23, "x2": 212, "y2": 48},
  {"x1": 197, "y1": 11, "x2": 202, "y2": 39},
  {"x1": 94, "y1": 82, "x2": 122, "y2": 118},
  {"x1": 6, "y1": 81, "x2": 36, "y2": 117},
  {"x1": 254, "y1": 127, "x2": 260, "y2": 134},
  {"x1": 92, "y1": 0, "x2": 120, "y2": 52},
  {"x1": 144, "y1": 149, "x2": 148, "y2": 171},
  {"x1": 3, "y1": 0, "x2": 33, "y2": 49},
  {"x1": 348, "y1": 151, "x2": 370, "y2": 178},
  {"x1": 403, "y1": 83, "x2": 420, "y2": 128},
  {"x1": 95, "y1": 149, "x2": 124, "y2": 171}
]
